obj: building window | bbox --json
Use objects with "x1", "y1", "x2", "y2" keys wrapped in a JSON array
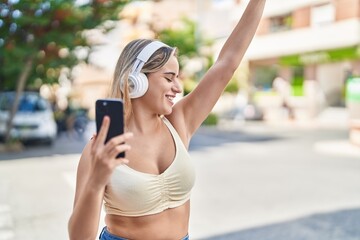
[
  {"x1": 254, "y1": 66, "x2": 278, "y2": 90},
  {"x1": 211, "y1": 0, "x2": 235, "y2": 9},
  {"x1": 311, "y1": 3, "x2": 335, "y2": 27},
  {"x1": 269, "y1": 13, "x2": 292, "y2": 33}
]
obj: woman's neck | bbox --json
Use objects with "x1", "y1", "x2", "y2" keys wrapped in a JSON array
[{"x1": 126, "y1": 113, "x2": 163, "y2": 135}]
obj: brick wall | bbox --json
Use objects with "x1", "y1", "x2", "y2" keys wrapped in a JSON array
[
  {"x1": 336, "y1": 0, "x2": 360, "y2": 20},
  {"x1": 292, "y1": 7, "x2": 311, "y2": 29}
]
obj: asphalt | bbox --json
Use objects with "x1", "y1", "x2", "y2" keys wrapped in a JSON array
[
  {"x1": 187, "y1": 107, "x2": 360, "y2": 239},
  {"x1": 204, "y1": 208, "x2": 360, "y2": 240},
  {"x1": 191, "y1": 128, "x2": 360, "y2": 237}
]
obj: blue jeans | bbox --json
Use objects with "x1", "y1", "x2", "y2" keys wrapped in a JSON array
[{"x1": 99, "y1": 227, "x2": 190, "y2": 240}]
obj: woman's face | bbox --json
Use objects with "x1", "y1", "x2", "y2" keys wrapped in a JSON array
[{"x1": 142, "y1": 55, "x2": 182, "y2": 115}]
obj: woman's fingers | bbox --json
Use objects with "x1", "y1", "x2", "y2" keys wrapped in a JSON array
[
  {"x1": 108, "y1": 144, "x2": 131, "y2": 161},
  {"x1": 93, "y1": 116, "x2": 110, "y2": 149},
  {"x1": 91, "y1": 126, "x2": 133, "y2": 175},
  {"x1": 105, "y1": 132, "x2": 133, "y2": 149},
  {"x1": 92, "y1": 131, "x2": 133, "y2": 165},
  {"x1": 104, "y1": 133, "x2": 132, "y2": 158}
]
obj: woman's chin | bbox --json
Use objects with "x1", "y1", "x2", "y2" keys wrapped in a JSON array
[{"x1": 162, "y1": 107, "x2": 173, "y2": 116}]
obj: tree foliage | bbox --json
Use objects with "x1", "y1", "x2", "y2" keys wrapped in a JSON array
[
  {"x1": 157, "y1": 17, "x2": 214, "y2": 67},
  {"x1": 157, "y1": 17, "x2": 214, "y2": 94},
  {"x1": 157, "y1": 18, "x2": 198, "y2": 58},
  {"x1": 0, "y1": 0, "x2": 129, "y2": 91},
  {"x1": 0, "y1": 0, "x2": 129, "y2": 144}
]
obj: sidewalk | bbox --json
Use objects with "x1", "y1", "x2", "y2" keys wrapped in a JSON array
[
  {"x1": 263, "y1": 107, "x2": 350, "y2": 130},
  {"x1": 265, "y1": 107, "x2": 360, "y2": 158},
  {"x1": 189, "y1": 114, "x2": 360, "y2": 239},
  {"x1": 220, "y1": 107, "x2": 360, "y2": 159},
  {"x1": 0, "y1": 185, "x2": 14, "y2": 240}
]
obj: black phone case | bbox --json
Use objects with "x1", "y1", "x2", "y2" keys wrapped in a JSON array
[{"x1": 95, "y1": 99, "x2": 125, "y2": 158}]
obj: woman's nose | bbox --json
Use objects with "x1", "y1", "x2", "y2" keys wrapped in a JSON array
[{"x1": 172, "y1": 79, "x2": 183, "y2": 93}]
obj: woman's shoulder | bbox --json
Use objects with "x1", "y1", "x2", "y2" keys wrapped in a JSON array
[
  {"x1": 79, "y1": 135, "x2": 95, "y2": 160},
  {"x1": 164, "y1": 113, "x2": 190, "y2": 147},
  {"x1": 164, "y1": 111, "x2": 183, "y2": 131}
]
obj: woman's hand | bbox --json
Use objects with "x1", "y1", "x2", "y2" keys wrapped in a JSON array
[
  {"x1": 68, "y1": 116, "x2": 132, "y2": 240},
  {"x1": 89, "y1": 116, "x2": 132, "y2": 190}
]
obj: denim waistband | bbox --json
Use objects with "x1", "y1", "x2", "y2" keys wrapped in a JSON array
[{"x1": 99, "y1": 227, "x2": 189, "y2": 240}]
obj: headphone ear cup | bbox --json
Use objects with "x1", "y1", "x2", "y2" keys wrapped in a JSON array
[{"x1": 128, "y1": 73, "x2": 149, "y2": 98}]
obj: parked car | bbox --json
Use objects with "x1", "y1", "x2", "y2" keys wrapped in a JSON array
[
  {"x1": 0, "y1": 91, "x2": 57, "y2": 145},
  {"x1": 222, "y1": 103, "x2": 264, "y2": 121}
]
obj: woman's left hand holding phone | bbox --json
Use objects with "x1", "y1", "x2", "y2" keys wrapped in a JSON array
[{"x1": 89, "y1": 116, "x2": 133, "y2": 190}]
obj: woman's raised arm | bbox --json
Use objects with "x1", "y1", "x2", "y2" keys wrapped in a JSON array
[{"x1": 172, "y1": 0, "x2": 266, "y2": 139}]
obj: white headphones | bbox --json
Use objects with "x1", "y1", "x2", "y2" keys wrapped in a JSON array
[{"x1": 121, "y1": 41, "x2": 169, "y2": 99}]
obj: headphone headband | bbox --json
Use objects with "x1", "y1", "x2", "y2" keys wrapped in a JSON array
[
  {"x1": 121, "y1": 40, "x2": 169, "y2": 99},
  {"x1": 137, "y1": 41, "x2": 168, "y2": 62},
  {"x1": 131, "y1": 41, "x2": 169, "y2": 75}
]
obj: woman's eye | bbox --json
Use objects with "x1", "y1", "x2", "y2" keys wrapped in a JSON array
[{"x1": 165, "y1": 77, "x2": 172, "y2": 82}]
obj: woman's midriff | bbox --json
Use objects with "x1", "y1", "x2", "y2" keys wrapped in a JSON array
[{"x1": 105, "y1": 201, "x2": 190, "y2": 240}]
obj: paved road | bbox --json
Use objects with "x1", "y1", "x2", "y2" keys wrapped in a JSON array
[
  {"x1": 190, "y1": 123, "x2": 360, "y2": 240},
  {"x1": 0, "y1": 121, "x2": 360, "y2": 240}
]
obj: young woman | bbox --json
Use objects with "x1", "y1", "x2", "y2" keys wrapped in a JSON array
[{"x1": 68, "y1": 1, "x2": 266, "y2": 239}]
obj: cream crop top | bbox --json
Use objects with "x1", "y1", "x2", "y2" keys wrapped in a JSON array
[{"x1": 103, "y1": 117, "x2": 196, "y2": 217}]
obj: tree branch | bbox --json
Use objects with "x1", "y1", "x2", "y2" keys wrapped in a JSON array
[{"x1": 5, "y1": 57, "x2": 34, "y2": 143}]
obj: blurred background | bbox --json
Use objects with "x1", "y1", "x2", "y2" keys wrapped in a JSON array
[{"x1": 0, "y1": 0, "x2": 360, "y2": 239}]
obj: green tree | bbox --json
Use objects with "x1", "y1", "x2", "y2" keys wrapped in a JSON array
[
  {"x1": 156, "y1": 17, "x2": 214, "y2": 95},
  {"x1": 0, "y1": 0, "x2": 129, "y2": 143},
  {"x1": 157, "y1": 18, "x2": 198, "y2": 58}
]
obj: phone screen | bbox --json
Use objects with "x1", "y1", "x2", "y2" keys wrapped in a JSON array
[{"x1": 95, "y1": 99, "x2": 125, "y2": 158}]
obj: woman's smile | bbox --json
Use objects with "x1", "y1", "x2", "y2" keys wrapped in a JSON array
[{"x1": 165, "y1": 94, "x2": 175, "y2": 105}]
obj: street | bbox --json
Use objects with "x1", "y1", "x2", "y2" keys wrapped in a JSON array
[{"x1": 0, "y1": 121, "x2": 360, "y2": 240}]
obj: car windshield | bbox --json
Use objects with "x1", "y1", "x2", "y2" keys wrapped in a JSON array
[{"x1": 0, "y1": 93, "x2": 48, "y2": 112}]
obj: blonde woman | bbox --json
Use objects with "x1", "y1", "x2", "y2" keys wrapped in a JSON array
[{"x1": 68, "y1": 0, "x2": 266, "y2": 239}]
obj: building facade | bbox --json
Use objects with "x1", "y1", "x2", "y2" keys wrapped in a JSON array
[
  {"x1": 246, "y1": 0, "x2": 360, "y2": 108},
  {"x1": 72, "y1": 0, "x2": 360, "y2": 122}
]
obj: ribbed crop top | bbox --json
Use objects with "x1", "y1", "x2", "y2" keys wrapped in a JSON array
[{"x1": 103, "y1": 117, "x2": 196, "y2": 217}]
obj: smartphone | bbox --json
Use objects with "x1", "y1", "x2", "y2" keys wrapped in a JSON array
[{"x1": 95, "y1": 98, "x2": 125, "y2": 158}]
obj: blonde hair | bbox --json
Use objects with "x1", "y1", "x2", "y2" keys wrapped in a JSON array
[{"x1": 109, "y1": 39, "x2": 176, "y2": 124}]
